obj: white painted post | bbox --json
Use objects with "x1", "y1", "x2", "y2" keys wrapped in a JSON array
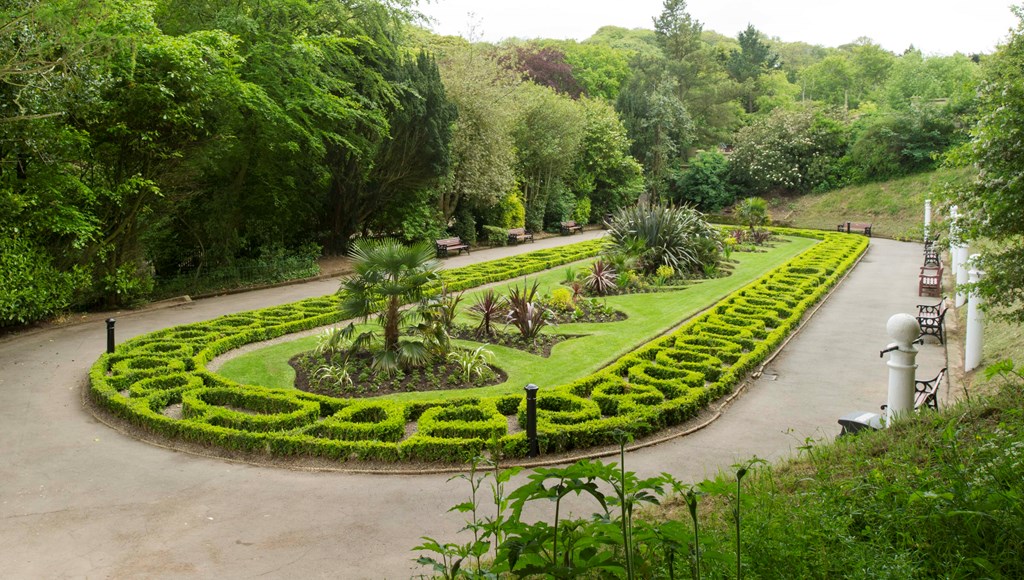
[
  {"x1": 924, "y1": 199, "x2": 932, "y2": 242},
  {"x1": 884, "y1": 313, "x2": 920, "y2": 426},
  {"x1": 949, "y1": 206, "x2": 969, "y2": 307},
  {"x1": 949, "y1": 205, "x2": 959, "y2": 261},
  {"x1": 955, "y1": 245, "x2": 969, "y2": 308},
  {"x1": 965, "y1": 257, "x2": 985, "y2": 372}
]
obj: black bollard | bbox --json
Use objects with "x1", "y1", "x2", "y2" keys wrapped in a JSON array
[
  {"x1": 106, "y1": 318, "x2": 116, "y2": 354},
  {"x1": 525, "y1": 383, "x2": 539, "y2": 458}
]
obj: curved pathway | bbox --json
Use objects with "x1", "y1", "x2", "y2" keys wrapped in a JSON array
[{"x1": 0, "y1": 234, "x2": 945, "y2": 578}]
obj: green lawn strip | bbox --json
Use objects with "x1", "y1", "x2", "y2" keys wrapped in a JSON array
[{"x1": 218, "y1": 236, "x2": 814, "y2": 400}]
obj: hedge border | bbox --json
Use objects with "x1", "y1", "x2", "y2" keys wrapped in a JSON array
[{"x1": 89, "y1": 230, "x2": 868, "y2": 464}]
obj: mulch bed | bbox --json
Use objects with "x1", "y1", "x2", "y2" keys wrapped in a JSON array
[{"x1": 450, "y1": 328, "x2": 574, "y2": 358}]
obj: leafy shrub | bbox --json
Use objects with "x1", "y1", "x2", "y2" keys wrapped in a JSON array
[
  {"x1": 481, "y1": 225, "x2": 510, "y2": 247},
  {"x1": 0, "y1": 236, "x2": 88, "y2": 327},
  {"x1": 451, "y1": 202, "x2": 477, "y2": 245},
  {"x1": 847, "y1": 106, "x2": 960, "y2": 182},
  {"x1": 671, "y1": 149, "x2": 737, "y2": 211},
  {"x1": 487, "y1": 189, "x2": 527, "y2": 230},
  {"x1": 572, "y1": 196, "x2": 592, "y2": 224},
  {"x1": 547, "y1": 287, "x2": 575, "y2": 311},
  {"x1": 729, "y1": 104, "x2": 849, "y2": 194}
]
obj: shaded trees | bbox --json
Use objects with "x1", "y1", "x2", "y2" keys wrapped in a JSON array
[
  {"x1": 953, "y1": 7, "x2": 1024, "y2": 322},
  {"x1": 511, "y1": 83, "x2": 584, "y2": 231}
]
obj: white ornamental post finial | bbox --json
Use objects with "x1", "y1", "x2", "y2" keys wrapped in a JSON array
[
  {"x1": 965, "y1": 256, "x2": 985, "y2": 372},
  {"x1": 884, "y1": 313, "x2": 921, "y2": 425}
]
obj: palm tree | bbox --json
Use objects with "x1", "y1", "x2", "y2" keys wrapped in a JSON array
[
  {"x1": 736, "y1": 196, "x2": 768, "y2": 233},
  {"x1": 339, "y1": 238, "x2": 440, "y2": 352}
]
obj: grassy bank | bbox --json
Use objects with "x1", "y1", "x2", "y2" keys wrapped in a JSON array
[
  {"x1": 655, "y1": 369, "x2": 1024, "y2": 578},
  {"x1": 768, "y1": 166, "x2": 975, "y2": 240}
]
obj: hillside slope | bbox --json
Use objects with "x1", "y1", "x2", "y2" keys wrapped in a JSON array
[{"x1": 767, "y1": 167, "x2": 975, "y2": 240}]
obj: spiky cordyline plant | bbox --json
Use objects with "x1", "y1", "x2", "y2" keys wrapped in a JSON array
[
  {"x1": 504, "y1": 280, "x2": 553, "y2": 342},
  {"x1": 606, "y1": 204, "x2": 721, "y2": 276},
  {"x1": 469, "y1": 289, "x2": 508, "y2": 338},
  {"x1": 585, "y1": 259, "x2": 617, "y2": 296}
]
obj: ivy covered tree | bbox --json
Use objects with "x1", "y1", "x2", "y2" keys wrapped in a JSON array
[
  {"x1": 511, "y1": 83, "x2": 585, "y2": 231},
  {"x1": 570, "y1": 98, "x2": 644, "y2": 220},
  {"x1": 431, "y1": 39, "x2": 518, "y2": 226},
  {"x1": 954, "y1": 7, "x2": 1024, "y2": 323}
]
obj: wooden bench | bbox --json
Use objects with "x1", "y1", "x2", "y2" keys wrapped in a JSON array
[
  {"x1": 507, "y1": 227, "x2": 534, "y2": 245},
  {"x1": 881, "y1": 368, "x2": 947, "y2": 414},
  {"x1": 917, "y1": 298, "x2": 948, "y2": 345},
  {"x1": 435, "y1": 236, "x2": 469, "y2": 258},
  {"x1": 923, "y1": 245, "x2": 941, "y2": 268},
  {"x1": 560, "y1": 220, "x2": 584, "y2": 235},
  {"x1": 918, "y1": 265, "x2": 942, "y2": 297},
  {"x1": 836, "y1": 221, "x2": 873, "y2": 236}
]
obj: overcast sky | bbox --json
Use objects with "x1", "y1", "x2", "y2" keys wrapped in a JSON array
[{"x1": 417, "y1": 0, "x2": 1019, "y2": 56}]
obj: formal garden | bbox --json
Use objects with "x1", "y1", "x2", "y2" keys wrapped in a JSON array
[{"x1": 88, "y1": 204, "x2": 868, "y2": 463}]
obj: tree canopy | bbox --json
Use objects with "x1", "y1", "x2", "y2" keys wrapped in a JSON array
[{"x1": 0, "y1": 0, "x2": 995, "y2": 326}]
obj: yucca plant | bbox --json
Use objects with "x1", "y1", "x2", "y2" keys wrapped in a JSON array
[
  {"x1": 607, "y1": 204, "x2": 721, "y2": 276},
  {"x1": 504, "y1": 280, "x2": 553, "y2": 342},
  {"x1": 469, "y1": 289, "x2": 508, "y2": 338},
  {"x1": 313, "y1": 362, "x2": 353, "y2": 389},
  {"x1": 313, "y1": 326, "x2": 353, "y2": 358}
]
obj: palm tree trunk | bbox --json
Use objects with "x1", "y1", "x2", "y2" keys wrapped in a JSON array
[{"x1": 384, "y1": 296, "x2": 401, "y2": 351}]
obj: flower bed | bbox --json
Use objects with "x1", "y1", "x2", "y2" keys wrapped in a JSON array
[{"x1": 90, "y1": 230, "x2": 867, "y2": 464}]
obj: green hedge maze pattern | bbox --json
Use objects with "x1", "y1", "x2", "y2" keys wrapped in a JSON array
[{"x1": 90, "y1": 231, "x2": 867, "y2": 463}]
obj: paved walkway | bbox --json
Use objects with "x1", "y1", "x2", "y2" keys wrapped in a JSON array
[{"x1": 0, "y1": 235, "x2": 946, "y2": 578}]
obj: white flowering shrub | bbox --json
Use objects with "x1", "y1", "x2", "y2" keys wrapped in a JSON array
[{"x1": 729, "y1": 104, "x2": 849, "y2": 194}]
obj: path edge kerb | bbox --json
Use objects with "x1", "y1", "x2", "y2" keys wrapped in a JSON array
[{"x1": 81, "y1": 237, "x2": 870, "y2": 476}]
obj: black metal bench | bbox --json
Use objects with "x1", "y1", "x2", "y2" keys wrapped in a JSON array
[
  {"x1": 507, "y1": 227, "x2": 534, "y2": 245},
  {"x1": 560, "y1": 220, "x2": 584, "y2": 235},
  {"x1": 917, "y1": 297, "x2": 948, "y2": 345},
  {"x1": 435, "y1": 236, "x2": 469, "y2": 258}
]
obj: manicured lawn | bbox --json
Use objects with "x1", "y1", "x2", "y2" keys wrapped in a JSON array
[{"x1": 217, "y1": 236, "x2": 816, "y2": 401}]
